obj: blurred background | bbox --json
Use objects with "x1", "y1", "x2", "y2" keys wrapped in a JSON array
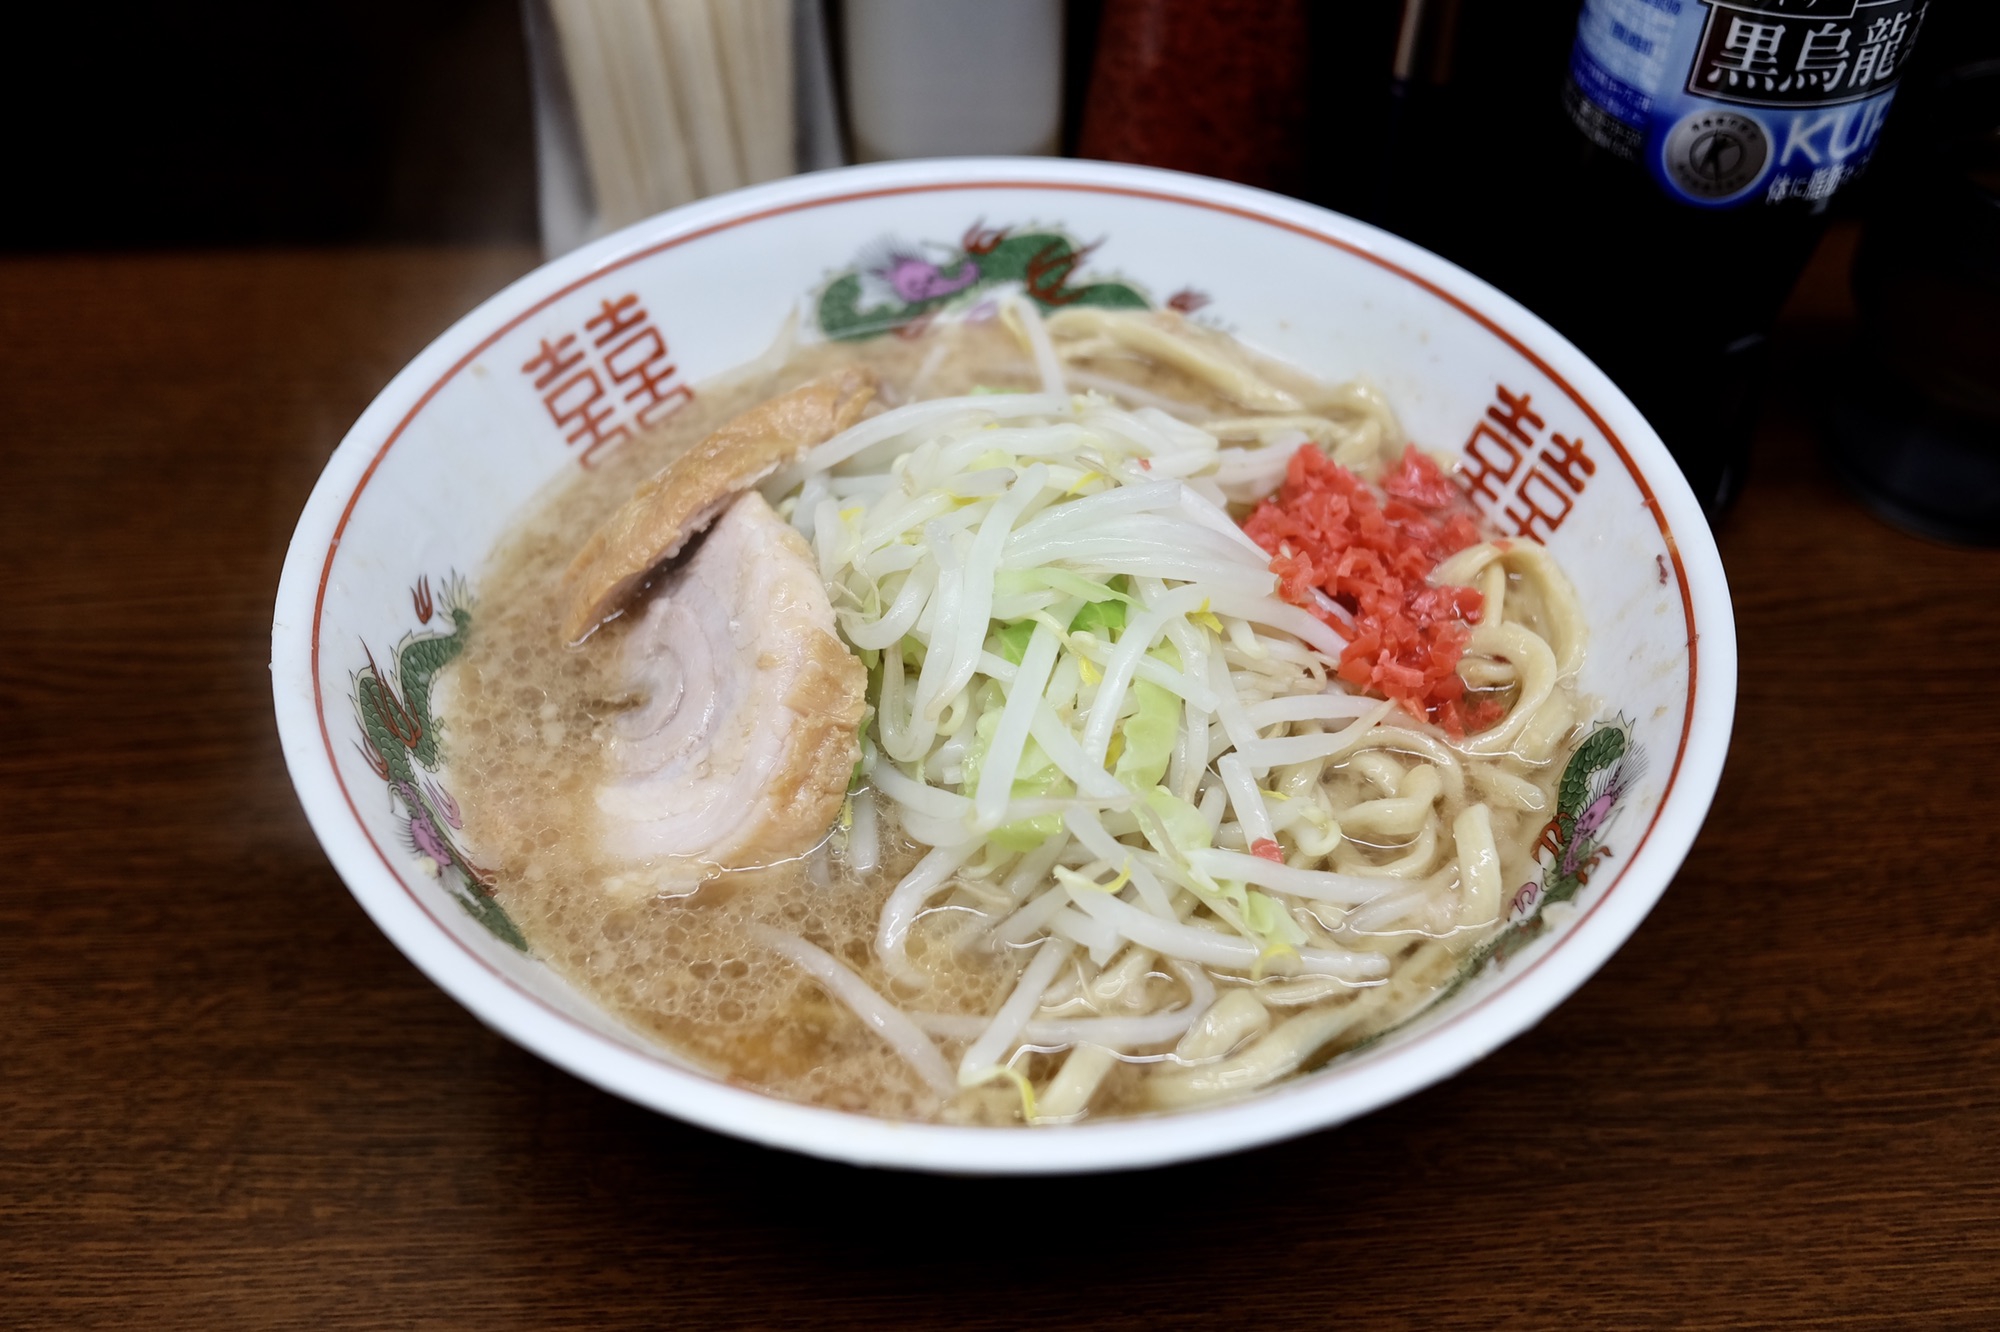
[
  {"x1": 4, "y1": 1, "x2": 1988, "y2": 244},
  {"x1": 5, "y1": 0, "x2": 1994, "y2": 533}
]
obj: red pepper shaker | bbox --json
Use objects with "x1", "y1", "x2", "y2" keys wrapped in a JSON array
[{"x1": 1077, "y1": 0, "x2": 1315, "y2": 195}]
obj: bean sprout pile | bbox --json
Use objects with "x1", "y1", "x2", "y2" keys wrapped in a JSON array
[{"x1": 745, "y1": 307, "x2": 1589, "y2": 1121}]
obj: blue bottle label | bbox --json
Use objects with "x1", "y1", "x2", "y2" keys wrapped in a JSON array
[{"x1": 1566, "y1": 0, "x2": 1927, "y2": 208}]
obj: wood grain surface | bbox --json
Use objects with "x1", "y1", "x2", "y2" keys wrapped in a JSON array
[{"x1": 3, "y1": 231, "x2": 1996, "y2": 1330}]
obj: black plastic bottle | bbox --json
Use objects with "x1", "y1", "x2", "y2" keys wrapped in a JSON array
[
  {"x1": 1509, "y1": 0, "x2": 1935, "y2": 517},
  {"x1": 1825, "y1": 56, "x2": 2000, "y2": 543}
]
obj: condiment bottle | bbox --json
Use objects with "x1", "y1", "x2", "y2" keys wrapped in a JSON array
[
  {"x1": 1517, "y1": 0, "x2": 1934, "y2": 516},
  {"x1": 1076, "y1": 0, "x2": 1315, "y2": 196}
]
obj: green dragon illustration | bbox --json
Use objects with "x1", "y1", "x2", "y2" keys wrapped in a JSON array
[
  {"x1": 352, "y1": 574, "x2": 526, "y2": 951},
  {"x1": 817, "y1": 222, "x2": 1151, "y2": 342},
  {"x1": 1446, "y1": 716, "x2": 1642, "y2": 991}
]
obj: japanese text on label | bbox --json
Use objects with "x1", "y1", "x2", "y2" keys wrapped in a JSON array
[{"x1": 1688, "y1": 0, "x2": 1925, "y2": 107}]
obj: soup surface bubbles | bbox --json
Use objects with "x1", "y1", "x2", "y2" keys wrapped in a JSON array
[{"x1": 444, "y1": 309, "x2": 1590, "y2": 1125}]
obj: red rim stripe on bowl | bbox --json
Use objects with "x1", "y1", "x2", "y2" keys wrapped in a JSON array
[{"x1": 309, "y1": 179, "x2": 1700, "y2": 1102}]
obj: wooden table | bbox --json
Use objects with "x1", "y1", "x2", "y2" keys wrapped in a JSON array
[{"x1": 5, "y1": 230, "x2": 1996, "y2": 1329}]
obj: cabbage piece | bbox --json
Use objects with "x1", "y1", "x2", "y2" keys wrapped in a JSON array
[
  {"x1": 1243, "y1": 890, "x2": 1310, "y2": 951},
  {"x1": 1112, "y1": 679, "x2": 1177, "y2": 791},
  {"x1": 1069, "y1": 597, "x2": 1127, "y2": 639},
  {"x1": 966, "y1": 688, "x2": 1073, "y2": 851},
  {"x1": 993, "y1": 619, "x2": 1037, "y2": 665},
  {"x1": 991, "y1": 569, "x2": 1130, "y2": 623},
  {"x1": 1133, "y1": 785, "x2": 1306, "y2": 961},
  {"x1": 1138, "y1": 785, "x2": 1211, "y2": 854}
]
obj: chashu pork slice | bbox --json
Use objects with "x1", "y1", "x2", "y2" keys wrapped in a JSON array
[
  {"x1": 560, "y1": 366, "x2": 877, "y2": 643},
  {"x1": 598, "y1": 489, "x2": 865, "y2": 889}
]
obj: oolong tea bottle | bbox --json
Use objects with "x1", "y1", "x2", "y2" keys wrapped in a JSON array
[{"x1": 1529, "y1": 0, "x2": 1930, "y2": 515}]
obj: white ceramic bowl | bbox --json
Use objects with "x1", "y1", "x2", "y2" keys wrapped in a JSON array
[{"x1": 272, "y1": 158, "x2": 1735, "y2": 1173}]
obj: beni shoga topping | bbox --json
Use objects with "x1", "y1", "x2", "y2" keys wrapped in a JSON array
[{"x1": 444, "y1": 302, "x2": 1594, "y2": 1124}]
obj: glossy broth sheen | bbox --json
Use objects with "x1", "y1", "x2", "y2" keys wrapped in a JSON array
[{"x1": 444, "y1": 319, "x2": 1574, "y2": 1124}]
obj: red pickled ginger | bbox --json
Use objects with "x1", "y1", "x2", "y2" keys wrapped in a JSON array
[{"x1": 1242, "y1": 444, "x2": 1502, "y2": 738}]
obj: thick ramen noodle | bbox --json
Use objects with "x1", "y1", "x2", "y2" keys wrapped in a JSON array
[{"x1": 443, "y1": 304, "x2": 1590, "y2": 1125}]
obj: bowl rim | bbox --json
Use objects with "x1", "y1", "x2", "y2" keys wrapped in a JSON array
[{"x1": 271, "y1": 156, "x2": 1736, "y2": 1173}]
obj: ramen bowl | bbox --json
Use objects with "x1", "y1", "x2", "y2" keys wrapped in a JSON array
[{"x1": 271, "y1": 158, "x2": 1735, "y2": 1173}]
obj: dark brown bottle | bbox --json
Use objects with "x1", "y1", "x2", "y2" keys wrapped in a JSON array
[
  {"x1": 1076, "y1": 0, "x2": 1316, "y2": 196},
  {"x1": 1527, "y1": 0, "x2": 1932, "y2": 516},
  {"x1": 1826, "y1": 57, "x2": 2000, "y2": 543},
  {"x1": 1378, "y1": 0, "x2": 1932, "y2": 518}
]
